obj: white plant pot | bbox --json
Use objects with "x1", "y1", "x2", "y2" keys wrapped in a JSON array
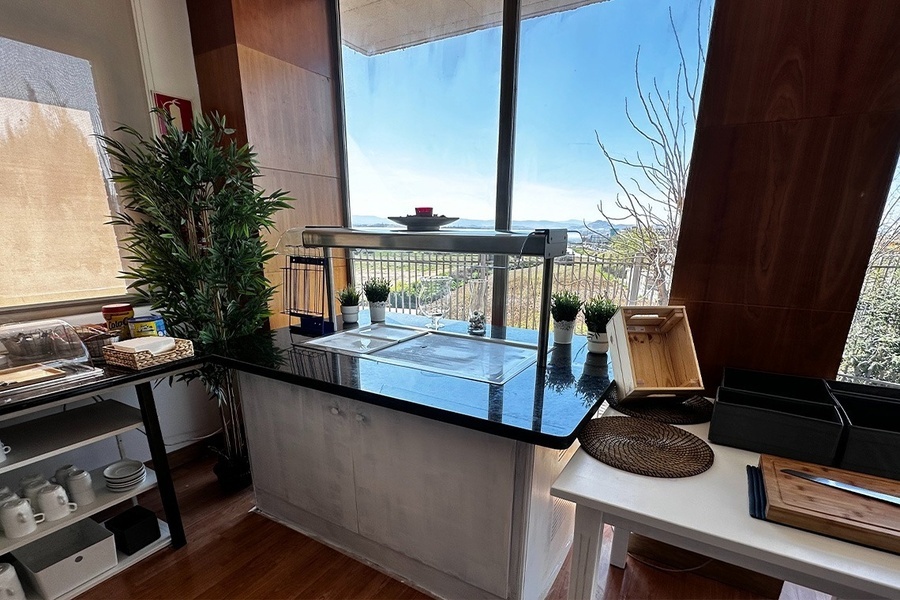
[
  {"x1": 553, "y1": 319, "x2": 576, "y2": 345},
  {"x1": 586, "y1": 331, "x2": 609, "y2": 354},
  {"x1": 340, "y1": 305, "x2": 359, "y2": 325},
  {"x1": 369, "y1": 301, "x2": 387, "y2": 323}
]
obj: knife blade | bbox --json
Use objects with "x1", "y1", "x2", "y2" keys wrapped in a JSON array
[{"x1": 781, "y1": 469, "x2": 900, "y2": 508}]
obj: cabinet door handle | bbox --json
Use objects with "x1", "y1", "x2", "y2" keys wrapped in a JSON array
[
  {"x1": 355, "y1": 413, "x2": 366, "y2": 423},
  {"x1": 330, "y1": 407, "x2": 340, "y2": 416}
]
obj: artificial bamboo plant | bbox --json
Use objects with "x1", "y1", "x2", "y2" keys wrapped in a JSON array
[{"x1": 100, "y1": 111, "x2": 290, "y2": 488}]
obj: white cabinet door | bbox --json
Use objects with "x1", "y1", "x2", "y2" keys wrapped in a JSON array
[
  {"x1": 349, "y1": 399, "x2": 517, "y2": 598},
  {"x1": 240, "y1": 374, "x2": 358, "y2": 532}
]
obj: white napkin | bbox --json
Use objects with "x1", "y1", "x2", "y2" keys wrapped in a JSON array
[{"x1": 111, "y1": 336, "x2": 177, "y2": 355}]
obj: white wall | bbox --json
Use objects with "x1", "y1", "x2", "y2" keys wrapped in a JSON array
[{"x1": 131, "y1": 0, "x2": 202, "y2": 120}]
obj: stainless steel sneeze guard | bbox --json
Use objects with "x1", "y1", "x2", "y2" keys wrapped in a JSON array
[
  {"x1": 299, "y1": 227, "x2": 567, "y2": 368},
  {"x1": 300, "y1": 227, "x2": 568, "y2": 258}
]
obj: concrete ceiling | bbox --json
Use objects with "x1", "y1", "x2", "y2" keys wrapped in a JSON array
[{"x1": 341, "y1": 0, "x2": 608, "y2": 56}]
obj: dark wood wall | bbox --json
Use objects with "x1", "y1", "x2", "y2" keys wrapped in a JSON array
[
  {"x1": 187, "y1": 0, "x2": 347, "y2": 327},
  {"x1": 670, "y1": 0, "x2": 900, "y2": 390}
]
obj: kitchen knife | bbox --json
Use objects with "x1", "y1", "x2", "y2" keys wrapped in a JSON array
[{"x1": 781, "y1": 469, "x2": 900, "y2": 508}]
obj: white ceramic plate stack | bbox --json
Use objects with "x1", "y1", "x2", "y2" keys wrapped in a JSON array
[{"x1": 103, "y1": 459, "x2": 146, "y2": 493}]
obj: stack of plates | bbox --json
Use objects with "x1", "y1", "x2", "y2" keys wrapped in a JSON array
[{"x1": 103, "y1": 459, "x2": 146, "y2": 492}]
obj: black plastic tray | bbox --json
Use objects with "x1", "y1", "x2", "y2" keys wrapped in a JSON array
[
  {"x1": 722, "y1": 368, "x2": 834, "y2": 404},
  {"x1": 710, "y1": 387, "x2": 844, "y2": 465},
  {"x1": 104, "y1": 505, "x2": 160, "y2": 555},
  {"x1": 831, "y1": 390, "x2": 900, "y2": 480}
]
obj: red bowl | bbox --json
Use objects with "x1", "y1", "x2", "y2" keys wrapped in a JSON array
[{"x1": 414, "y1": 207, "x2": 433, "y2": 217}]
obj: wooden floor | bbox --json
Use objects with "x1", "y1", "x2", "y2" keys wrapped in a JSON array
[{"x1": 81, "y1": 455, "x2": 827, "y2": 600}]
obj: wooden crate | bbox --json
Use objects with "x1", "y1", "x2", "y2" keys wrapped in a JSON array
[{"x1": 606, "y1": 306, "x2": 703, "y2": 401}]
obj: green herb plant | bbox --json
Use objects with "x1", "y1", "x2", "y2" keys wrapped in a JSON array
[
  {"x1": 100, "y1": 110, "x2": 290, "y2": 474},
  {"x1": 583, "y1": 297, "x2": 618, "y2": 333},
  {"x1": 336, "y1": 286, "x2": 361, "y2": 307},
  {"x1": 363, "y1": 278, "x2": 391, "y2": 303},
  {"x1": 550, "y1": 291, "x2": 583, "y2": 322}
]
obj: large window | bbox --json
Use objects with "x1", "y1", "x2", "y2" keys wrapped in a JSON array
[
  {"x1": 340, "y1": 0, "x2": 503, "y2": 224},
  {"x1": 0, "y1": 37, "x2": 125, "y2": 308},
  {"x1": 337, "y1": 0, "x2": 713, "y2": 324}
]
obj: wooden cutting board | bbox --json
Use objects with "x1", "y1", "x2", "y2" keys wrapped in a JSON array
[
  {"x1": 760, "y1": 455, "x2": 900, "y2": 554},
  {"x1": 0, "y1": 363, "x2": 66, "y2": 390}
]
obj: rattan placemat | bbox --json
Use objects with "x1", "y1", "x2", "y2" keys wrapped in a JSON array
[
  {"x1": 578, "y1": 416, "x2": 714, "y2": 478},
  {"x1": 610, "y1": 393, "x2": 714, "y2": 424}
]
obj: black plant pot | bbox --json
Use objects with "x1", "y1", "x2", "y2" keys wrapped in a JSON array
[{"x1": 213, "y1": 455, "x2": 252, "y2": 492}]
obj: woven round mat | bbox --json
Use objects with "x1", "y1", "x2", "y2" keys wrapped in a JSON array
[
  {"x1": 610, "y1": 394, "x2": 714, "y2": 425},
  {"x1": 578, "y1": 417, "x2": 714, "y2": 478}
]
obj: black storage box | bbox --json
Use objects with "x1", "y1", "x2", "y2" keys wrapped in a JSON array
[
  {"x1": 830, "y1": 387, "x2": 900, "y2": 481},
  {"x1": 104, "y1": 506, "x2": 160, "y2": 555},
  {"x1": 721, "y1": 368, "x2": 834, "y2": 403},
  {"x1": 709, "y1": 387, "x2": 845, "y2": 465}
]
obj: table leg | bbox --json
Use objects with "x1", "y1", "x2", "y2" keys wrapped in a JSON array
[
  {"x1": 569, "y1": 506, "x2": 605, "y2": 600},
  {"x1": 609, "y1": 526, "x2": 629, "y2": 568},
  {"x1": 135, "y1": 382, "x2": 186, "y2": 548}
]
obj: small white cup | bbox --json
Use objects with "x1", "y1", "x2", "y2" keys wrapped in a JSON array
[
  {"x1": 0, "y1": 563, "x2": 25, "y2": 600},
  {"x1": 0, "y1": 499, "x2": 44, "y2": 538},
  {"x1": 54, "y1": 465, "x2": 78, "y2": 490},
  {"x1": 36, "y1": 485, "x2": 77, "y2": 522},
  {"x1": 0, "y1": 441, "x2": 10, "y2": 464},
  {"x1": 22, "y1": 480, "x2": 50, "y2": 506},
  {"x1": 18, "y1": 474, "x2": 44, "y2": 495},
  {"x1": 66, "y1": 470, "x2": 95, "y2": 506}
]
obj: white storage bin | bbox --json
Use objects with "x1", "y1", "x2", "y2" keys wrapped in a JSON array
[{"x1": 11, "y1": 520, "x2": 117, "y2": 599}]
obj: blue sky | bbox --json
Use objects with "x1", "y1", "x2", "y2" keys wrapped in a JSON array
[{"x1": 342, "y1": 0, "x2": 711, "y2": 222}]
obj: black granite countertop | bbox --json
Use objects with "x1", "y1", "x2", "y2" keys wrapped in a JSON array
[
  {"x1": 0, "y1": 314, "x2": 612, "y2": 448},
  {"x1": 217, "y1": 313, "x2": 613, "y2": 448}
]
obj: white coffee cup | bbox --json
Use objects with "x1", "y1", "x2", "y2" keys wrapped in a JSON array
[
  {"x1": 54, "y1": 465, "x2": 78, "y2": 491},
  {"x1": 66, "y1": 470, "x2": 96, "y2": 506},
  {"x1": 18, "y1": 474, "x2": 44, "y2": 496},
  {"x1": 36, "y1": 485, "x2": 77, "y2": 522},
  {"x1": 0, "y1": 440, "x2": 10, "y2": 464},
  {"x1": 22, "y1": 480, "x2": 50, "y2": 506},
  {"x1": 0, "y1": 499, "x2": 44, "y2": 538},
  {"x1": 0, "y1": 563, "x2": 25, "y2": 600}
]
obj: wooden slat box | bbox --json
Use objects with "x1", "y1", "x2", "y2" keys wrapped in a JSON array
[{"x1": 606, "y1": 306, "x2": 703, "y2": 401}]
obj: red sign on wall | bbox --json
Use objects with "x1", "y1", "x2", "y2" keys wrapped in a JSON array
[{"x1": 152, "y1": 92, "x2": 194, "y2": 134}]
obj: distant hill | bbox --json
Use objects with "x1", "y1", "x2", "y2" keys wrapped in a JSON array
[{"x1": 351, "y1": 215, "x2": 612, "y2": 234}]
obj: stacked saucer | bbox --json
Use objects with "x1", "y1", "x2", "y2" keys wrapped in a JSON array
[{"x1": 103, "y1": 459, "x2": 146, "y2": 493}]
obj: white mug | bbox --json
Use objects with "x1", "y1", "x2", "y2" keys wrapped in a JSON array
[
  {"x1": 22, "y1": 480, "x2": 49, "y2": 506},
  {"x1": 54, "y1": 465, "x2": 78, "y2": 491},
  {"x1": 66, "y1": 470, "x2": 95, "y2": 506},
  {"x1": 0, "y1": 563, "x2": 25, "y2": 600},
  {"x1": 17, "y1": 474, "x2": 44, "y2": 496},
  {"x1": 0, "y1": 441, "x2": 10, "y2": 464},
  {"x1": 0, "y1": 499, "x2": 44, "y2": 538},
  {"x1": 36, "y1": 485, "x2": 76, "y2": 522}
]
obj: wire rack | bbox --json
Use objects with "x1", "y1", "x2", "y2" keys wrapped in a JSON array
[{"x1": 281, "y1": 247, "x2": 335, "y2": 336}]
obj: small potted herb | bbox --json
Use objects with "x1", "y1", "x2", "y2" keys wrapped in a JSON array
[
  {"x1": 583, "y1": 297, "x2": 618, "y2": 354},
  {"x1": 363, "y1": 278, "x2": 391, "y2": 322},
  {"x1": 550, "y1": 291, "x2": 582, "y2": 345},
  {"x1": 336, "y1": 286, "x2": 361, "y2": 325}
]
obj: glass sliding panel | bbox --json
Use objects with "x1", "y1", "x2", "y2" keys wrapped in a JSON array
[
  {"x1": 339, "y1": 0, "x2": 503, "y2": 227},
  {"x1": 512, "y1": 0, "x2": 714, "y2": 319}
]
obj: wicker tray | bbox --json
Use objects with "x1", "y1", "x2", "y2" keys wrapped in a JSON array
[{"x1": 102, "y1": 339, "x2": 194, "y2": 370}]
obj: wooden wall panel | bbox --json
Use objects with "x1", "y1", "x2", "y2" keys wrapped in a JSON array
[
  {"x1": 238, "y1": 46, "x2": 340, "y2": 177},
  {"x1": 189, "y1": 0, "x2": 347, "y2": 329},
  {"x1": 698, "y1": 0, "x2": 900, "y2": 126},
  {"x1": 674, "y1": 111, "x2": 900, "y2": 312},
  {"x1": 186, "y1": 0, "x2": 237, "y2": 55},
  {"x1": 670, "y1": 0, "x2": 900, "y2": 390},
  {"x1": 192, "y1": 44, "x2": 248, "y2": 145},
  {"x1": 231, "y1": 0, "x2": 332, "y2": 78}
]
